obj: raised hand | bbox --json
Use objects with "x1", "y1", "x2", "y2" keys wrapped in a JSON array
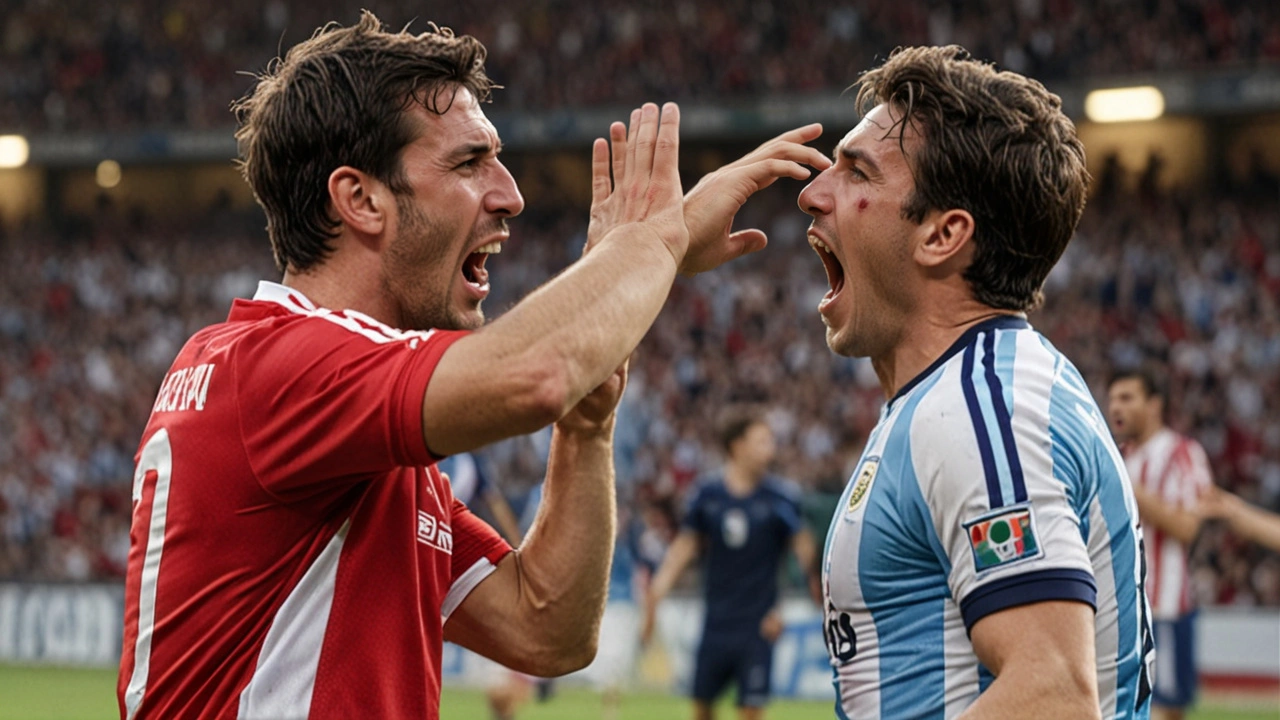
[
  {"x1": 585, "y1": 103, "x2": 690, "y2": 264},
  {"x1": 680, "y1": 123, "x2": 831, "y2": 275}
]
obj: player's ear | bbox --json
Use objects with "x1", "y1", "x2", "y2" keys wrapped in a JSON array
[
  {"x1": 915, "y1": 208, "x2": 974, "y2": 271},
  {"x1": 328, "y1": 166, "x2": 389, "y2": 244}
]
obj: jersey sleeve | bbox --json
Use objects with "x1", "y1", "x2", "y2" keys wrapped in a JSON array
[
  {"x1": 768, "y1": 479, "x2": 803, "y2": 539},
  {"x1": 910, "y1": 356, "x2": 1096, "y2": 633},
  {"x1": 233, "y1": 313, "x2": 468, "y2": 500},
  {"x1": 680, "y1": 483, "x2": 710, "y2": 534},
  {"x1": 441, "y1": 497, "x2": 513, "y2": 620}
]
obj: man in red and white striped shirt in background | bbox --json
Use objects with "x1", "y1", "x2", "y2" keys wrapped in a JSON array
[{"x1": 1108, "y1": 367, "x2": 1214, "y2": 720}]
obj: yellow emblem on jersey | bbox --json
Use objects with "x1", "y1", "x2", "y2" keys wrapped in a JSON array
[{"x1": 846, "y1": 457, "x2": 879, "y2": 514}]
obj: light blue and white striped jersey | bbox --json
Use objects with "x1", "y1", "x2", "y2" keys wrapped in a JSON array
[{"x1": 822, "y1": 316, "x2": 1153, "y2": 719}]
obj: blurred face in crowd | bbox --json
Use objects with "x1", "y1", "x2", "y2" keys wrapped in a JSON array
[
  {"x1": 382, "y1": 87, "x2": 525, "y2": 331},
  {"x1": 797, "y1": 103, "x2": 925, "y2": 359},
  {"x1": 730, "y1": 421, "x2": 776, "y2": 477},
  {"x1": 1107, "y1": 378, "x2": 1163, "y2": 444}
]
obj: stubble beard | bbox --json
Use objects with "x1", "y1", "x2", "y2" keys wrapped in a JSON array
[{"x1": 384, "y1": 196, "x2": 484, "y2": 332}]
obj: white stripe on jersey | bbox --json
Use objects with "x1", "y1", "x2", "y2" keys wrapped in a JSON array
[
  {"x1": 1088, "y1": 496, "x2": 1120, "y2": 719},
  {"x1": 237, "y1": 519, "x2": 350, "y2": 719},
  {"x1": 442, "y1": 557, "x2": 499, "y2": 620},
  {"x1": 252, "y1": 281, "x2": 440, "y2": 347},
  {"x1": 941, "y1": 599, "x2": 977, "y2": 718},
  {"x1": 125, "y1": 430, "x2": 175, "y2": 720},
  {"x1": 1156, "y1": 535, "x2": 1185, "y2": 619}
]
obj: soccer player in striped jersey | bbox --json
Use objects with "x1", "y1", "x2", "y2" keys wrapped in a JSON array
[
  {"x1": 1109, "y1": 368, "x2": 1213, "y2": 720},
  {"x1": 117, "y1": 12, "x2": 832, "y2": 720},
  {"x1": 798, "y1": 46, "x2": 1153, "y2": 718}
]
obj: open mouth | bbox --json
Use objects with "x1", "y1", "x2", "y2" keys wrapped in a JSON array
[
  {"x1": 808, "y1": 233, "x2": 845, "y2": 302},
  {"x1": 462, "y1": 241, "x2": 501, "y2": 291}
]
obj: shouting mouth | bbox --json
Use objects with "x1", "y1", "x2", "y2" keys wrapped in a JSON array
[
  {"x1": 462, "y1": 241, "x2": 502, "y2": 296},
  {"x1": 808, "y1": 232, "x2": 845, "y2": 311}
]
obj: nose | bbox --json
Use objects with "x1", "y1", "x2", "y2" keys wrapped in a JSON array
[
  {"x1": 797, "y1": 168, "x2": 832, "y2": 218},
  {"x1": 486, "y1": 160, "x2": 525, "y2": 218}
]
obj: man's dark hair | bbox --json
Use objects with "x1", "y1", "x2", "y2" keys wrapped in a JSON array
[
  {"x1": 856, "y1": 45, "x2": 1090, "y2": 311},
  {"x1": 1109, "y1": 367, "x2": 1166, "y2": 400},
  {"x1": 233, "y1": 11, "x2": 495, "y2": 272},
  {"x1": 718, "y1": 407, "x2": 765, "y2": 454}
]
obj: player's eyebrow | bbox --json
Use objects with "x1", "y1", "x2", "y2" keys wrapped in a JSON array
[
  {"x1": 838, "y1": 146, "x2": 880, "y2": 176},
  {"x1": 447, "y1": 141, "x2": 502, "y2": 162}
]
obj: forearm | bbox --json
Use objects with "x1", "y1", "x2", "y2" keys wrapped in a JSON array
[
  {"x1": 491, "y1": 227, "x2": 677, "y2": 408},
  {"x1": 1226, "y1": 499, "x2": 1280, "y2": 553},
  {"x1": 1132, "y1": 484, "x2": 1201, "y2": 546},
  {"x1": 508, "y1": 422, "x2": 617, "y2": 668},
  {"x1": 646, "y1": 532, "x2": 698, "y2": 605},
  {"x1": 957, "y1": 666, "x2": 1100, "y2": 720},
  {"x1": 424, "y1": 232, "x2": 677, "y2": 456}
]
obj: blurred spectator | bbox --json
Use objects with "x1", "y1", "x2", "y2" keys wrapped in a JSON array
[{"x1": 3, "y1": 0, "x2": 1280, "y2": 133}]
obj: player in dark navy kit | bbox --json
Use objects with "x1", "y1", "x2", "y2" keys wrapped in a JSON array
[{"x1": 641, "y1": 410, "x2": 820, "y2": 720}]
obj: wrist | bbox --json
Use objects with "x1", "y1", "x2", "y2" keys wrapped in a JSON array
[
  {"x1": 601, "y1": 221, "x2": 684, "y2": 271},
  {"x1": 553, "y1": 415, "x2": 616, "y2": 442}
]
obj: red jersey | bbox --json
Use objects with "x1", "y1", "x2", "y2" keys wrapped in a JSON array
[
  {"x1": 1123, "y1": 427, "x2": 1212, "y2": 618},
  {"x1": 118, "y1": 282, "x2": 512, "y2": 719}
]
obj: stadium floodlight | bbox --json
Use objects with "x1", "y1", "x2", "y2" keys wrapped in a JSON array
[
  {"x1": 1084, "y1": 86, "x2": 1165, "y2": 123},
  {"x1": 0, "y1": 135, "x2": 29, "y2": 168},
  {"x1": 96, "y1": 159, "x2": 122, "y2": 189}
]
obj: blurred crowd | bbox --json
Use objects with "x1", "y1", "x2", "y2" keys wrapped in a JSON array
[
  {"x1": 1, "y1": 160, "x2": 1278, "y2": 608},
  {"x1": 4, "y1": 0, "x2": 1280, "y2": 133}
]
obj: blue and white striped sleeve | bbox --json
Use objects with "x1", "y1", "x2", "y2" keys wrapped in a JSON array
[{"x1": 910, "y1": 330, "x2": 1096, "y2": 632}]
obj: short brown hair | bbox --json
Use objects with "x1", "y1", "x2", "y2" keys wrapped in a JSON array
[
  {"x1": 1109, "y1": 367, "x2": 1166, "y2": 400},
  {"x1": 718, "y1": 407, "x2": 766, "y2": 454},
  {"x1": 856, "y1": 45, "x2": 1089, "y2": 311},
  {"x1": 233, "y1": 11, "x2": 495, "y2": 272}
]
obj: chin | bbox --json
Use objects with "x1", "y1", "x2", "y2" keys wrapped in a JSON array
[{"x1": 826, "y1": 326, "x2": 862, "y2": 359}]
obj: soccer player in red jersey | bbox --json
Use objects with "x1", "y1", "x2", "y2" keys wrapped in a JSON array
[
  {"x1": 116, "y1": 12, "x2": 830, "y2": 720},
  {"x1": 1109, "y1": 368, "x2": 1214, "y2": 720}
]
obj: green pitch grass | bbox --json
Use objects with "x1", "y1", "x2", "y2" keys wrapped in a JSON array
[{"x1": 1, "y1": 664, "x2": 1274, "y2": 719}]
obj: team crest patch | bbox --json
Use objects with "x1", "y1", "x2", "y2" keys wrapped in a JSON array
[
  {"x1": 845, "y1": 457, "x2": 880, "y2": 515},
  {"x1": 963, "y1": 504, "x2": 1042, "y2": 572}
]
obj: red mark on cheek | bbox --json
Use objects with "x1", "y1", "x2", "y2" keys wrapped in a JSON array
[{"x1": 857, "y1": 198, "x2": 869, "y2": 211}]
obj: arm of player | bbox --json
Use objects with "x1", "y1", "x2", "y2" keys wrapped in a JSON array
[
  {"x1": 958, "y1": 600, "x2": 1101, "y2": 720},
  {"x1": 443, "y1": 363, "x2": 625, "y2": 675},
  {"x1": 791, "y1": 527, "x2": 823, "y2": 607},
  {"x1": 425, "y1": 111, "x2": 829, "y2": 457},
  {"x1": 1200, "y1": 485, "x2": 1280, "y2": 554},
  {"x1": 1130, "y1": 482, "x2": 1202, "y2": 546},
  {"x1": 640, "y1": 529, "x2": 701, "y2": 646}
]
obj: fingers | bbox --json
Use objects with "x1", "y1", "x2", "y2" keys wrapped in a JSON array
[
  {"x1": 590, "y1": 137, "x2": 611, "y2": 207},
  {"x1": 652, "y1": 102, "x2": 680, "y2": 180},
  {"x1": 744, "y1": 158, "x2": 815, "y2": 187},
  {"x1": 757, "y1": 142, "x2": 832, "y2": 172},
  {"x1": 768, "y1": 122, "x2": 825, "y2": 147},
  {"x1": 609, "y1": 120, "x2": 627, "y2": 189},
  {"x1": 626, "y1": 107, "x2": 642, "y2": 189},
  {"x1": 631, "y1": 103, "x2": 660, "y2": 185}
]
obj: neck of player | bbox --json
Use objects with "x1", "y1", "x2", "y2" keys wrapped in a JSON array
[
  {"x1": 725, "y1": 461, "x2": 763, "y2": 496},
  {"x1": 871, "y1": 304, "x2": 1024, "y2": 400}
]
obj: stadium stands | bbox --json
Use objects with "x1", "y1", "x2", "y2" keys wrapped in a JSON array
[{"x1": 2, "y1": 0, "x2": 1278, "y2": 132}]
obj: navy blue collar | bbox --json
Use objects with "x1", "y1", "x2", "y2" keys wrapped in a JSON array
[{"x1": 890, "y1": 314, "x2": 1030, "y2": 404}]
